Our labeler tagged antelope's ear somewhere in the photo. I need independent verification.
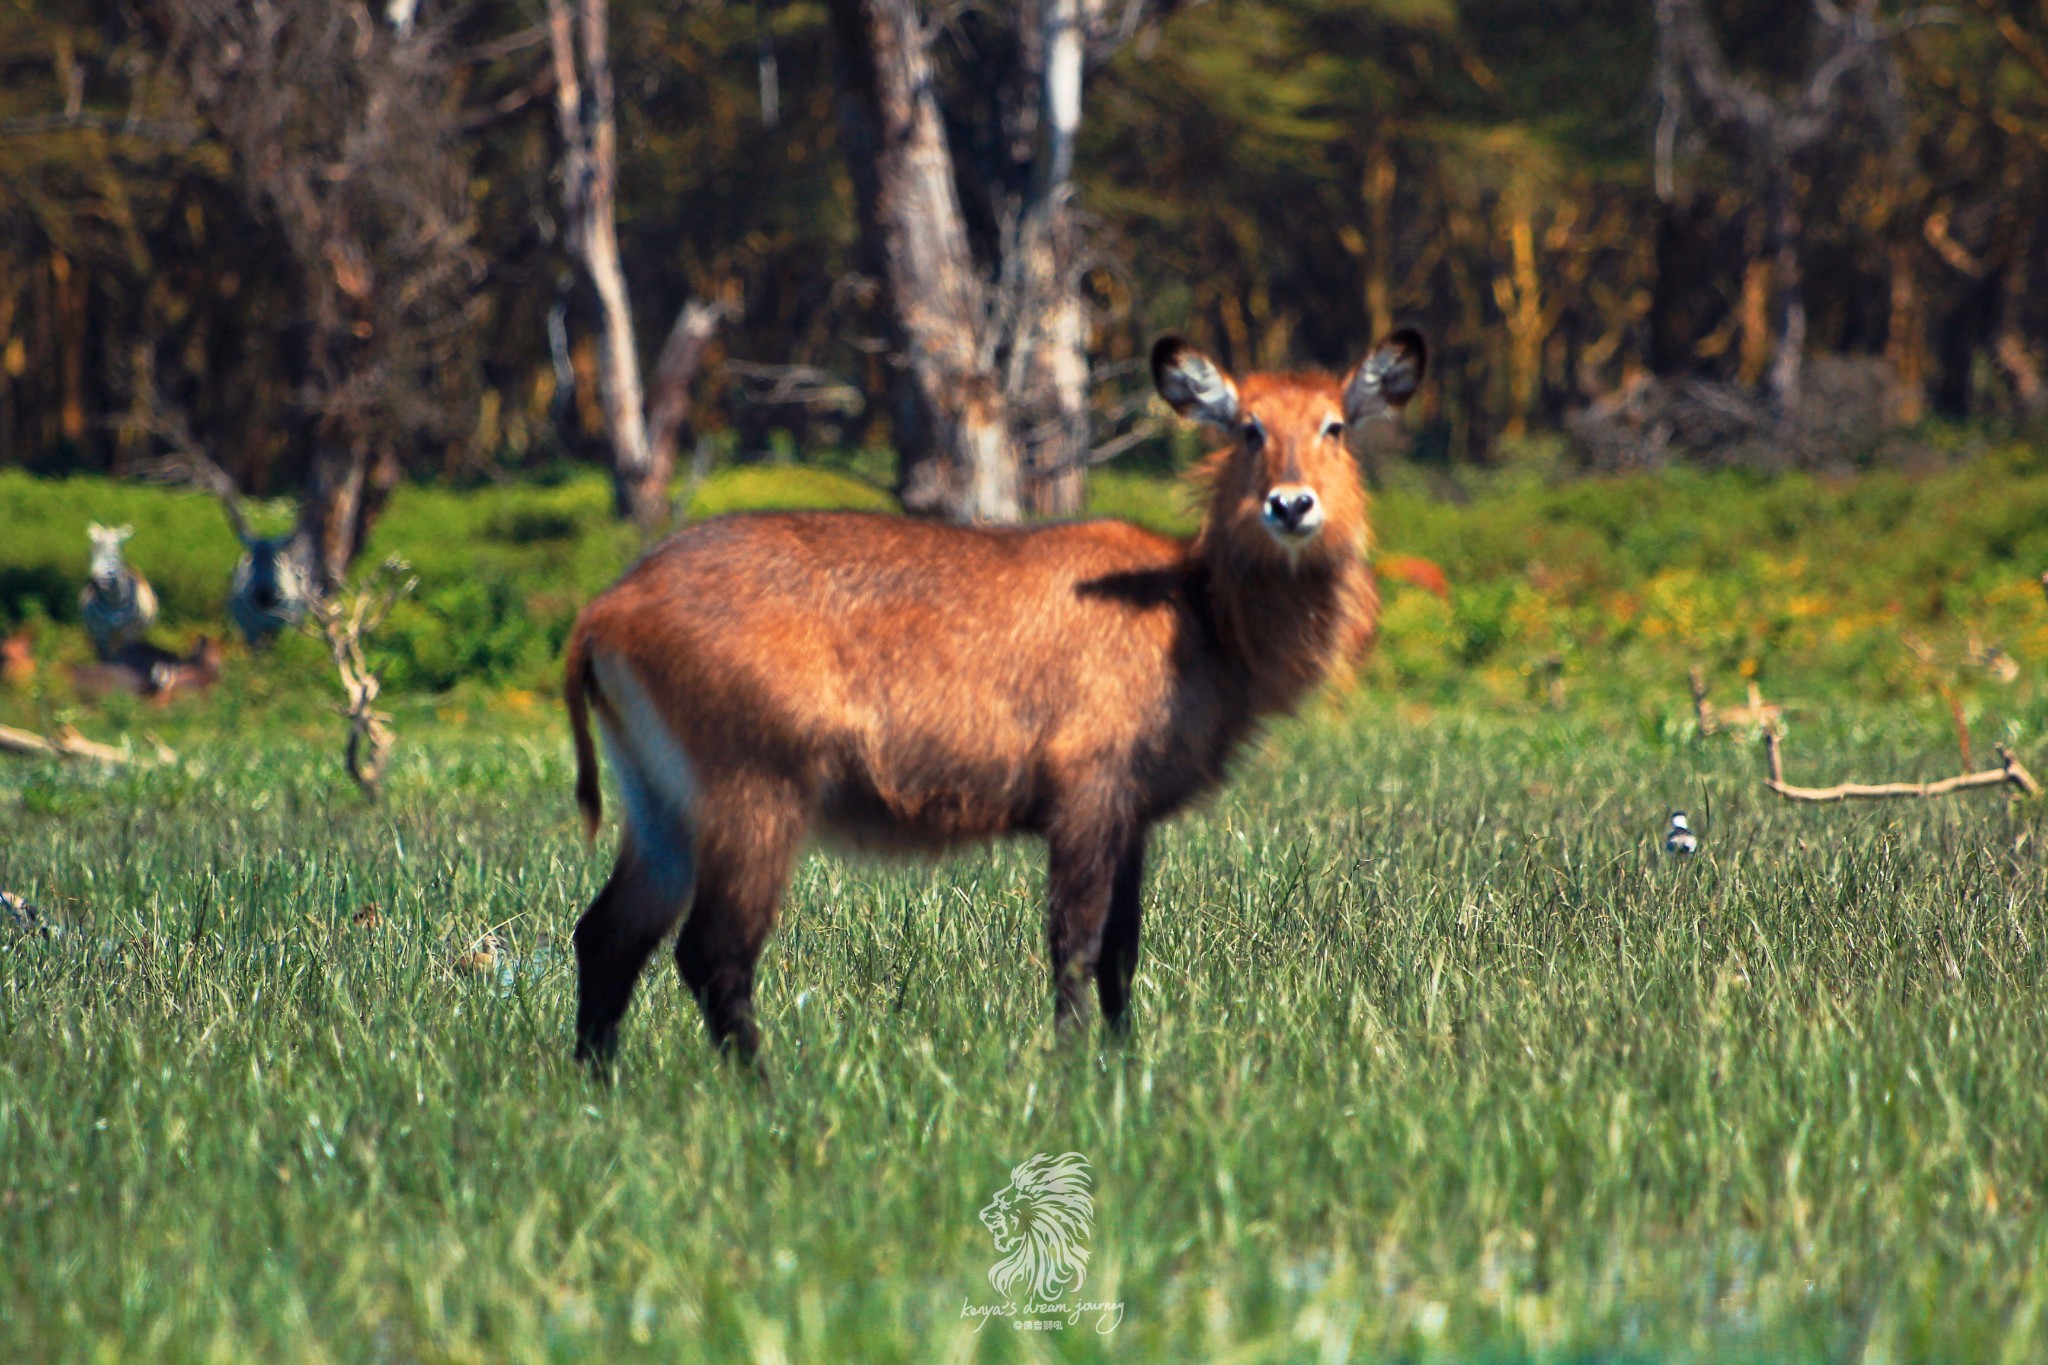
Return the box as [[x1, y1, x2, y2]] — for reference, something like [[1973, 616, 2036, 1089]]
[[1344, 329, 1426, 425], [1152, 337, 1240, 429], [115, 525, 134, 541]]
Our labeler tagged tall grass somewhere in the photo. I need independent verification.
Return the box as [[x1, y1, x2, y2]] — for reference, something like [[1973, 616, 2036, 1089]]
[[8, 455, 2048, 1358], [4, 704, 2047, 1361]]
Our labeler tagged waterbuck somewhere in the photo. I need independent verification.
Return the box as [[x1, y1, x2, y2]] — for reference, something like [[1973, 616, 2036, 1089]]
[[563, 330, 1426, 1068]]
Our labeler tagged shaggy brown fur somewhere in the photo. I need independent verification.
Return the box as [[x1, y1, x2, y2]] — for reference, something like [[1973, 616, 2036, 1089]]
[[563, 331, 1425, 1068]]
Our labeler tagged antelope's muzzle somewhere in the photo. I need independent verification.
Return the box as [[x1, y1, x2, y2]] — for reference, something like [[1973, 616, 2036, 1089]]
[[1262, 485, 1323, 542]]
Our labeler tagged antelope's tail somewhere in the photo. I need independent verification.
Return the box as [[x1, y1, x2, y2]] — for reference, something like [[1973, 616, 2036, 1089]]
[[565, 627, 602, 841]]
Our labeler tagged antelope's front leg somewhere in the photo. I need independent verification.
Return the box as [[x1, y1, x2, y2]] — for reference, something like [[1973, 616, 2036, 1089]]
[[1044, 826, 1127, 1035], [1095, 833, 1148, 1035]]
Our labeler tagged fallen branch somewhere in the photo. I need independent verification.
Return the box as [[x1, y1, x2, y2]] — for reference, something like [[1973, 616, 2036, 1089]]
[[0, 722, 174, 765], [1763, 727, 2041, 803], [1689, 668, 1784, 734]]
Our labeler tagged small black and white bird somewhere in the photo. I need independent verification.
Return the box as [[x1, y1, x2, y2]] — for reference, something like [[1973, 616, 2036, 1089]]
[[1663, 811, 1698, 856]]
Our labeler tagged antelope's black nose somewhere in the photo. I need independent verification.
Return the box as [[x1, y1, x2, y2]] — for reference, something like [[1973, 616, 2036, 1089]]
[[1264, 490, 1318, 532]]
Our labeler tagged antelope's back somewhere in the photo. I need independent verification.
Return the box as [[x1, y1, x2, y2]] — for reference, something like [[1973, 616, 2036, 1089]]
[[574, 511, 1217, 831]]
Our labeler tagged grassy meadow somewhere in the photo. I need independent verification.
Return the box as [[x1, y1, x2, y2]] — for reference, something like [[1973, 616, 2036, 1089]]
[[7, 451, 2048, 1360]]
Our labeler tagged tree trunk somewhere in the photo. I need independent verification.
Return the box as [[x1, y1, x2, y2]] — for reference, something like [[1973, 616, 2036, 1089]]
[[1021, 0, 1088, 517], [1765, 169, 1806, 419], [1364, 144, 1396, 341], [548, 0, 658, 526], [296, 259, 388, 592], [1886, 230, 1927, 424], [53, 252, 85, 445], [829, 0, 1022, 523], [1022, 284, 1090, 516], [645, 299, 727, 502], [296, 441, 398, 593], [1738, 254, 1772, 386], [1993, 242, 2046, 416], [1496, 190, 1542, 441]]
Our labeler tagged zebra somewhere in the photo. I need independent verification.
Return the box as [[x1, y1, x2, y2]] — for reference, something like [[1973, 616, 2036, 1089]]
[[229, 532, 310, 648], [79, 523, 159, 661]]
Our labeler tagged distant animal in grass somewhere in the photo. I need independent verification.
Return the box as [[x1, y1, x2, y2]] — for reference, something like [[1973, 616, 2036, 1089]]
[[1664, 811, 1698, 856], [1, 631, 34, 687], [79, 524, 159, 660], [228, 533, 310, 648], [71, 637, 223, 704], [454, 933, 506, 976]]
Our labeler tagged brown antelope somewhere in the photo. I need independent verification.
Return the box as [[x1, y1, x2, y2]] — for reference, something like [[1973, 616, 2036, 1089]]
[[563, 330, 1426, 1069]]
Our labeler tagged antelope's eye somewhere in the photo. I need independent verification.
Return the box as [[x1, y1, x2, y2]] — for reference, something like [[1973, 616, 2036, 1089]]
[[1323, 419, 1345, 440], [1242, 418, 1265, 448]]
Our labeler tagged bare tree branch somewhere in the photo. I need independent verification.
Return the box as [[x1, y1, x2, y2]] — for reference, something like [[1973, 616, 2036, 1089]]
[[646, 297, 736, 488], [1975, 0, 2048, 91], [301, 556, 416, 800], [116, 359, 255, 543]]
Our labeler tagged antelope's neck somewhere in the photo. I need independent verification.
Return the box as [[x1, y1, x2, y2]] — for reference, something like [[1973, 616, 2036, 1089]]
[[1197, 540, 1378, 717]]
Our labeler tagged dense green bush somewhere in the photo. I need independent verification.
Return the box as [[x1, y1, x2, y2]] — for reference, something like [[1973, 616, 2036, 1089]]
[[9, 450, 2048, 720], [1360, 447, 2048, 709], [1, 463, 898, 693]]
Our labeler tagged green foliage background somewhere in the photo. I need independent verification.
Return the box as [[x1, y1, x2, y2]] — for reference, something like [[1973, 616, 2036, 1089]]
[[10, 450, 2048, 728]]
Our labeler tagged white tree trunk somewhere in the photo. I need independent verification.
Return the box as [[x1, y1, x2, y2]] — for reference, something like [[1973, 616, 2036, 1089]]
[[1021, 0, 1089, 516], [549, 0, 661, 525]]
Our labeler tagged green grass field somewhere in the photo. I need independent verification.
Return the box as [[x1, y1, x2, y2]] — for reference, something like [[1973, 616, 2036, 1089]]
[[7, 458, 2048, 1360], [5, 709, 2048, 1361]]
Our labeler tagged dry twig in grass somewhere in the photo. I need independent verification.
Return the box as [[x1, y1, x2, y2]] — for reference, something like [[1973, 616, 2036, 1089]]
[[1690, 667, 2040, 803], [302, 557, 416, 801], [1903, 634, 1978, 768], [1688, 668, 1784, 734], [0, 723, 175, 766], [1763, 726, 2041, 803]]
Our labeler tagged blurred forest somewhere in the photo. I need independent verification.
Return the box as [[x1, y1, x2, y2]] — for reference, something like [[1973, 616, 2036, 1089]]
[[4, 0, 2047, 565]]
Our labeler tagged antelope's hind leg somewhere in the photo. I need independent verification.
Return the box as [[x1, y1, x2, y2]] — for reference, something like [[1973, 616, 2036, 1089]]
[[674, 777, 805, 1064], [574, 651, 700, 1074], [574, 832, 695, 1073]]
